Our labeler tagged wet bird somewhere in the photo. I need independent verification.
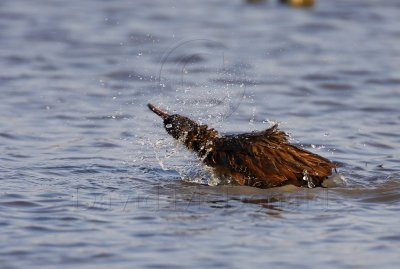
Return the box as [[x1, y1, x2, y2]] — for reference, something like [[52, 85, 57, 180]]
[[148, 103, 335, 188]]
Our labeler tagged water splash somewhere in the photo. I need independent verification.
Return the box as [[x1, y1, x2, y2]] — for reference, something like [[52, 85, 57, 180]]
[[302, 170, 315, 188], [148, 129, 224, 187], [322, 173, 347, 188], [204, 166, 221, 186]]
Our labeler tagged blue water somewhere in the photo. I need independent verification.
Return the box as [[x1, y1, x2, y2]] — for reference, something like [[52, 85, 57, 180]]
[[1, 0, 399, 268]]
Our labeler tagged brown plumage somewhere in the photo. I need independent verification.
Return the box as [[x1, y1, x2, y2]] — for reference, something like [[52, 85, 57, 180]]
[[148, 103, 336, 188]]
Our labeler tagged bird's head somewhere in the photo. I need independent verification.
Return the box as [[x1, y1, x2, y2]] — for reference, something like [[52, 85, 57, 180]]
[[148, 103, 197, 140]]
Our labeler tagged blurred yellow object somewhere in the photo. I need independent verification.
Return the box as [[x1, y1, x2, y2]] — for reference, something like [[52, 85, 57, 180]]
[[280, 0, 315, 7]]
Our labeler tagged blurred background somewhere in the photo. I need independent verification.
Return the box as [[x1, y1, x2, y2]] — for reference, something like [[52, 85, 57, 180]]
[[1, 0, 399, 268]]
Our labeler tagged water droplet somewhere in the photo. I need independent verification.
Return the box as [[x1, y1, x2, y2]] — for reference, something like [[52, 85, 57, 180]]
[[302, 170, 315, 188]]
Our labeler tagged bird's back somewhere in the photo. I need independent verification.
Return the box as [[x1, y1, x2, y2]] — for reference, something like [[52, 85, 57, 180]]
[[205, 125, 335, 188]]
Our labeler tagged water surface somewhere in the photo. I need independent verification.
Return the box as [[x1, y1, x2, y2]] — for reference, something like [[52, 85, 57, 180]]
[[1, 0, 399, 268]]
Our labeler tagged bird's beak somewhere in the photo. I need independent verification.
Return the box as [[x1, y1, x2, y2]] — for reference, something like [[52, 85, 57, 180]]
[[148, 103, 169, 119]]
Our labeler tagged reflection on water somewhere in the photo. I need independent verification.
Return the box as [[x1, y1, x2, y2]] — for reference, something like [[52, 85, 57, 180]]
[[1, 0, 400, 268]]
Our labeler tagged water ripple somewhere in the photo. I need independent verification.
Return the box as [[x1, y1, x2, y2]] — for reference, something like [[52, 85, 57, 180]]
[[1, 0, 400, 268]]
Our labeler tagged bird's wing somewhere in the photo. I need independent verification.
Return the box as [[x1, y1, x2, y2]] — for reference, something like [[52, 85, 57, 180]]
[[212, 125, 335, 187]]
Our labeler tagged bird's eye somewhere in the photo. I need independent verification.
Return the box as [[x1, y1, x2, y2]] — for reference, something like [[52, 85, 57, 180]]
[[166, 123, 172, 129]]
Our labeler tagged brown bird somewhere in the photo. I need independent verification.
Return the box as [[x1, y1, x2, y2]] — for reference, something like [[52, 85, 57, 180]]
[[148, 103, 335, 188]]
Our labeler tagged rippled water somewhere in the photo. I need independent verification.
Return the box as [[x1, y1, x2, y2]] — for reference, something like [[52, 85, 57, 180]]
[[1, 0, 399, 268]]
